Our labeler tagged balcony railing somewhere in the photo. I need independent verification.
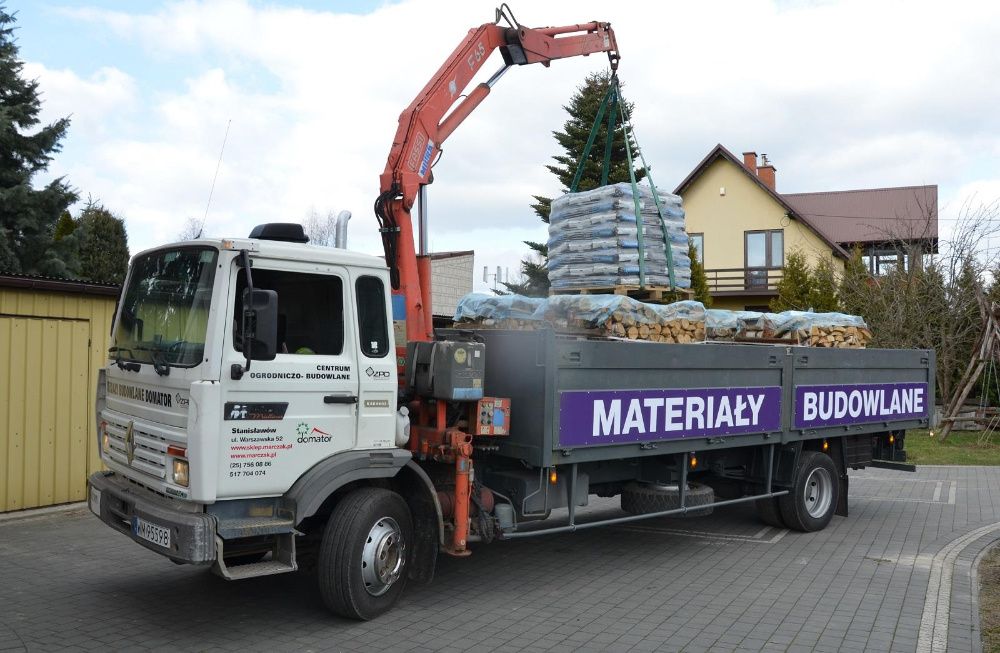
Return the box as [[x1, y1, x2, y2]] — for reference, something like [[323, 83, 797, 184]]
[[703, 267, 784, 295]]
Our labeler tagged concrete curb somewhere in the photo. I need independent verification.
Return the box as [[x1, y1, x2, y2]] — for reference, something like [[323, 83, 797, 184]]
[[0, 502, 87, 525]]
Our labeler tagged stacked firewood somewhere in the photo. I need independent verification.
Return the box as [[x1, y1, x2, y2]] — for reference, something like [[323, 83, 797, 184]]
[[795, 325, 873, 348], [453, 294, 872, 348], [538, 296, 706, 343]]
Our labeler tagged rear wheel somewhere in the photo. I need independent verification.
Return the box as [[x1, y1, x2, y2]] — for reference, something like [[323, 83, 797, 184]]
[[318, 487, 412, 620], [778, 451, 839, 532], [755, 495, 785, 528]]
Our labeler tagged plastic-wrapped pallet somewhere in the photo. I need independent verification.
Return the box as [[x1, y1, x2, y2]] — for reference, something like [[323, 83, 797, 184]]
[[547, 183, 691, 290], [771, 311, 873, 348], [705, 308, 872, 348], [453, 293, 545, 329], [536, 295, 705, 342]]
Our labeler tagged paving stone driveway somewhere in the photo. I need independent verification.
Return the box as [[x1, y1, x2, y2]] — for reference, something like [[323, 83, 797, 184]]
[[1, 466, 999, 653]]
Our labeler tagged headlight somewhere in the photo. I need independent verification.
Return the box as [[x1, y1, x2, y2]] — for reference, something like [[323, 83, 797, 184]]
[[172, 459, 190, 487]]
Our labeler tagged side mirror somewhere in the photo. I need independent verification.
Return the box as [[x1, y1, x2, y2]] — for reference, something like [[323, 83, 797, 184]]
[[243, 288, 278, 361]]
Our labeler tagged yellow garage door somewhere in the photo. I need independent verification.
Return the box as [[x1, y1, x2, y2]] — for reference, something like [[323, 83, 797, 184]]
[[1, 316, 91, 511]]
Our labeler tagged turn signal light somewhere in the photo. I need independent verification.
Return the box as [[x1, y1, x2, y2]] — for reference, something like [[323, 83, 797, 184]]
[[167, 445, 187, 458], [549, 469, 558, 485], [889, 434, 895, 445], [822, 440, 830, 452], [689, 454, 698, 468]]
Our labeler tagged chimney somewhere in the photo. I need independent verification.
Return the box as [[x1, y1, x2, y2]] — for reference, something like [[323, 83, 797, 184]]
[[742, 151, 757, 171], [757, 157, 777, 190]]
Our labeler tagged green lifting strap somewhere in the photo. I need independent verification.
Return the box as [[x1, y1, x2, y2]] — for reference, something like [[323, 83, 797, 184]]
[[569, 77, 618, 194], [618, 99, 646, 288], [600, 85, 618, 187], [617, 86, 677, 290]]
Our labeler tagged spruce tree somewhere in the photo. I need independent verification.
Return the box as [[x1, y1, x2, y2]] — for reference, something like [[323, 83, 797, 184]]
[[688, 241, 712, 307], [769, 250, 814, 312], [0, 6, 78, 276], [503, 71, 643, 296], [808, 258, 840, 312], [76, 202, 129, 284]]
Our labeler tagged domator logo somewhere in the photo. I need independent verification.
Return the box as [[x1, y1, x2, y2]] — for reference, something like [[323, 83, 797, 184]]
[[296, 422, 332, 444]]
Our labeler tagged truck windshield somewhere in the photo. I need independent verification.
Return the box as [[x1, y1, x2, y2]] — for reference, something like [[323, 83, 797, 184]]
[[111, 246, 218, 368]]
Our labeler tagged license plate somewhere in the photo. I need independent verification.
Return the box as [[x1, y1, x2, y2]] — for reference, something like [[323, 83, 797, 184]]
[[89, 486, 101, 517], [133, 517, 171, 549]]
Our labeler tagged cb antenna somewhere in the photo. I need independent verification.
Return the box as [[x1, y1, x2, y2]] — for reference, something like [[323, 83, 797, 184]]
[[198, 119, 231, 238]]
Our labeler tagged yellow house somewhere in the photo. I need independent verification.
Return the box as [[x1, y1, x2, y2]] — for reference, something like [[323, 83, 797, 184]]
[[675, 145, 849, 311], [0, 274, 119, 512]]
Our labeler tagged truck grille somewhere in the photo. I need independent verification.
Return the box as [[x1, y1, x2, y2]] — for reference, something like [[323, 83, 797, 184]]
[[102, 415, 172, 480]]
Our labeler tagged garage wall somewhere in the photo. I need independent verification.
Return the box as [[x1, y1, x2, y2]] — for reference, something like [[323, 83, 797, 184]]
[[0, 281, 118, 512]]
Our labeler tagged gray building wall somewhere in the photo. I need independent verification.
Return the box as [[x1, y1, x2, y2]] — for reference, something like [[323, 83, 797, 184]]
[[431, 251, 474, 317]]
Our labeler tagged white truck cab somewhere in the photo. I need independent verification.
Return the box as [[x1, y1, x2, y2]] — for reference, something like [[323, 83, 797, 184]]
[[89, 226, 436, 618]]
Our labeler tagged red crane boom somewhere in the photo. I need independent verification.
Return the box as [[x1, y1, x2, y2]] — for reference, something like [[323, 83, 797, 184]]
[[376, 6, 619, 347]]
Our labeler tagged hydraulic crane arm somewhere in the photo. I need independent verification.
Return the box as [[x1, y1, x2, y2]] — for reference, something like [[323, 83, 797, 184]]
[[376, 6, 619, 344]]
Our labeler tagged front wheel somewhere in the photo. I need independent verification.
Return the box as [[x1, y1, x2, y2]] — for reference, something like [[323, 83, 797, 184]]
[[778, 450, 839, 532], [318, 487, 413, 620]]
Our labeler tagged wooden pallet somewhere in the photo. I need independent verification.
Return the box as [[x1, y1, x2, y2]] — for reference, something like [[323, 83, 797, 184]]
[[550, 285, 694, 303]]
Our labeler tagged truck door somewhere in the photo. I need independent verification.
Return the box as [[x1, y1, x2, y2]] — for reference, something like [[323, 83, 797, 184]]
[[351, 272, 397, 449], [219, 261, 359, 497]]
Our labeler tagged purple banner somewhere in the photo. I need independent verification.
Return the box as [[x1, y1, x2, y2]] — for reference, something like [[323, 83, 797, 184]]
[[794, 382, 928, 429], [559, 386, 782, 448]]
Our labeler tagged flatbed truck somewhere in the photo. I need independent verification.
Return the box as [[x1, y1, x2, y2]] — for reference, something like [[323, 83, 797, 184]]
[[87, 7, 933, 619]]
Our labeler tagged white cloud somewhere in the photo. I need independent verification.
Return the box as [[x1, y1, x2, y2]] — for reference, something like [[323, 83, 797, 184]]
[[27, 0, 1000, 274]]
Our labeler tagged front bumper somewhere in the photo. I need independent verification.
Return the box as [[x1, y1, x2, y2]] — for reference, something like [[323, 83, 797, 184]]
[[87, 471, 217, 564]]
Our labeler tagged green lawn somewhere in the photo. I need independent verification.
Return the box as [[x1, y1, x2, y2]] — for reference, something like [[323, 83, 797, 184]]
[[904, 429, 1000, 465]]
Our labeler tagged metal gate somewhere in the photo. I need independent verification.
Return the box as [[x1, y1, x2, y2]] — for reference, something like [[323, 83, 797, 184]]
[[0, 316, 91, 511]]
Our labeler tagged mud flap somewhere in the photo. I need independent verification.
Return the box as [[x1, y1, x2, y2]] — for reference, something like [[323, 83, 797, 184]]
[[835, 473, 849, 517]]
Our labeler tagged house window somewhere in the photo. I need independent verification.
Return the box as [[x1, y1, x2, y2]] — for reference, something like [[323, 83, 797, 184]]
[[689, 233, 704, 264], [745, 229, 783, 289], [862, 247, 906, 275]]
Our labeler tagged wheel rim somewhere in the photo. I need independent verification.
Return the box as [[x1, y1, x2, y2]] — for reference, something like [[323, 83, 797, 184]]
[[361, 516, 405, 596], [802, 466, 833, 519]]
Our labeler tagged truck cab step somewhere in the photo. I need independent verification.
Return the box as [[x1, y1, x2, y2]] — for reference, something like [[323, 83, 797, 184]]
[[219, 559, 296, 580], [213, 531, 297, 580], [216, 517, 296, 539]]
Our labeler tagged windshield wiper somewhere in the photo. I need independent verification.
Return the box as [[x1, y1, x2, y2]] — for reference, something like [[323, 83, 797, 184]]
[[108, 346, 141, 373], [134, 344, 172, 376]]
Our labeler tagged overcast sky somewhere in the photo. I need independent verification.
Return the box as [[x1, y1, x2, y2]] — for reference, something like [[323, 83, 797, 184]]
[[11, 0, 1000, 291]]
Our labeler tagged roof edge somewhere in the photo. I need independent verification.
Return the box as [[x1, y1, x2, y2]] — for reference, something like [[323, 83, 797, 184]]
[[0, 273, 121, 297], [674, 144, 850, 259]]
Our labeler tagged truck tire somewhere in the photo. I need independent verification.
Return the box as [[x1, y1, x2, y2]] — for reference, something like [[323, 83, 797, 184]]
[[620, 481, 714, 517], [778, 451, 839, 532], [318, 487, 412, 620], [755, 496, 785, 528]]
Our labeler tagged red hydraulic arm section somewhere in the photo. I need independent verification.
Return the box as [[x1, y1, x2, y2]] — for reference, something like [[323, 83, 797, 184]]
[[375, 5, 619, 346]]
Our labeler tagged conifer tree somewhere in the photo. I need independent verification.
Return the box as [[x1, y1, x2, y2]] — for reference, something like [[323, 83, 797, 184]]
[[808, 258, 840, 312], [688, 241, 712, 307], [0, 6, 78, 275], [76, 201, 129, 284], [769, 250, 814, 311], [503, 71, 643, 296]]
